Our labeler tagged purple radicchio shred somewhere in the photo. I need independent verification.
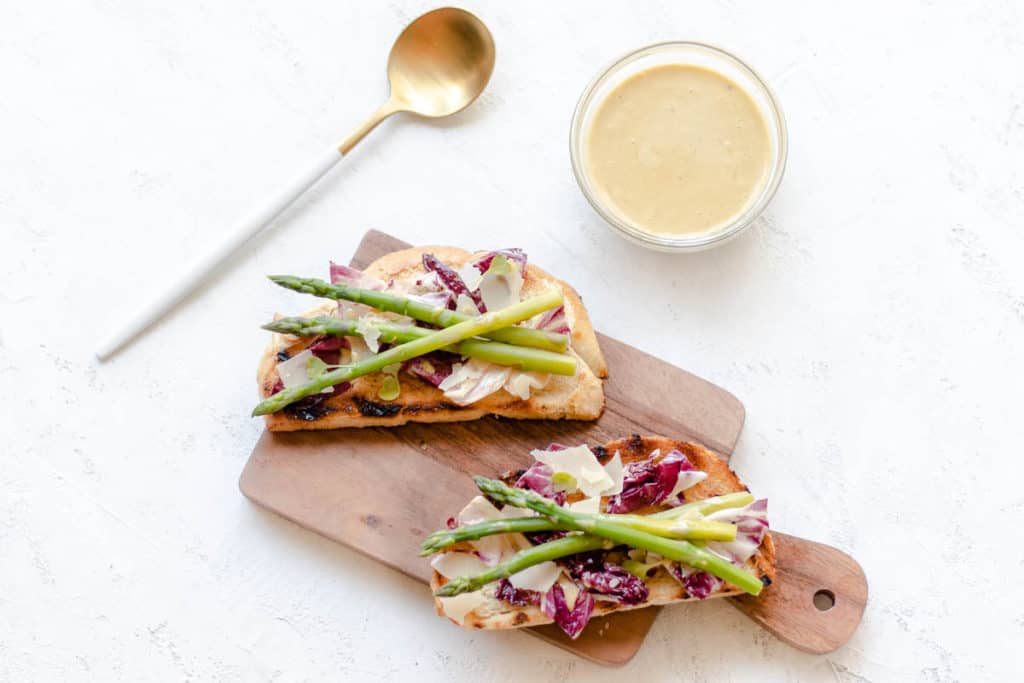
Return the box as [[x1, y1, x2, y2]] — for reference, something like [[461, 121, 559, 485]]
[[473, 248, 528, 273], [737, 503, 770, 545], [667, 564, 723, 600], [308, 336, 348, 365], [403, 353, 455, 387], [581, 564, 649, 605], [562, 550, 605, 574], [605, 448, 695, 514], [562, 552, 649, 605], [329, 261, 383, 288], [533, 305, 570, 334], [514, 462, 567, 505], [495, 579, 541, 607], [421, 253, 485, 312], [541, 581, 595, 640], [525, 530, 569, 545]]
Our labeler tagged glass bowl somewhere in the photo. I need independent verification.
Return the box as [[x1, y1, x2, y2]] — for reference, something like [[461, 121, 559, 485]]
[[570, 41, 788, 252]]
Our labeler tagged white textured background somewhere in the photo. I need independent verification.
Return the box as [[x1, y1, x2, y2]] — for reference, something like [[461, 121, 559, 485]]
[[2, 1, 1022, 681]]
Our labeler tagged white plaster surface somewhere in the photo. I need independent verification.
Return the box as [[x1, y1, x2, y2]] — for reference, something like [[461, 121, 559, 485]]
[[2, 1, 1022, 680]]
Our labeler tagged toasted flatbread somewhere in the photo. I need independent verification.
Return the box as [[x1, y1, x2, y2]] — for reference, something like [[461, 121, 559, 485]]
[[430, 436, 776, 631], [257, 246, 607, 431]]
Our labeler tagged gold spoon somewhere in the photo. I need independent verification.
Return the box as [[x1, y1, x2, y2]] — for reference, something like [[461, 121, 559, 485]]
[[96, 7, 496, 360], [341, 6, 496, 153]]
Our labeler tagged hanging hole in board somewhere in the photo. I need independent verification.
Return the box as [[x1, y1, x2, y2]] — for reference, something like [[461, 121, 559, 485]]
[[813, 589, 835, 611]]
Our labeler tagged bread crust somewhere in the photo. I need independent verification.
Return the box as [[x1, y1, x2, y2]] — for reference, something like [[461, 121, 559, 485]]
[[257, 247, 607, 431], [430, 436, 776, 631]]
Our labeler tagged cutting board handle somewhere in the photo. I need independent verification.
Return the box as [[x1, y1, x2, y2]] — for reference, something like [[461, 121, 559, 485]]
[[729, 531, 867, 654]]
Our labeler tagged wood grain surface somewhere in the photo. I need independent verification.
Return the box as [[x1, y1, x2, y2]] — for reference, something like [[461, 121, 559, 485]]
[[239, 230, 866, 664]]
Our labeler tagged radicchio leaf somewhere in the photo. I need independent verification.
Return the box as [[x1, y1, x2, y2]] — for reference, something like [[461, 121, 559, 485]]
[[704, 500, 770, 563], [422, 253, 485, 312], [329, 262, 385, 289], [330, 262, 386, 319], [670, 564, 723, 600], [403, 354, 455, 387], [495, 579, 541, 607], [605, 448, 697, 514], [473, 248, 528, 273], [541, 582, 595, 640], [562, 551, 649, 605], [577, 564, 649, 605], [308, 336, 348, 365], [532, 305, 570, 334], [514, 463, 567, 505]]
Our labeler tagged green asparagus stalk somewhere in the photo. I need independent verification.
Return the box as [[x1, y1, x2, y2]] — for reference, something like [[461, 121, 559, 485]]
[[434, 534, 609, 597], [473, 477, 765, 596], [269, 276, 568, 352], [263, 316, 577, 376], [596, 515, 737, 541], [648, 492, 755, 520], [252, 291, 564, 415], [420, 515, 735, 556], [421, 517, 561, 556]]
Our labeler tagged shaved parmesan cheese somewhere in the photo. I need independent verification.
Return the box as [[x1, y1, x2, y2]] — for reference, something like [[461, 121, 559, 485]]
[[277, 349, 315, 389], [559, 577, 581, 611], [455, 496, 530, 564], [439, 591, 487, 625], [532, 445, 614, 497], [568, 496, 600, 514], [603, 451, 624, 495], [508, 561, 562, 593], [357, 322, 382, 352], [504, 371, 549, 400], [348, 337, 375, 363], [455, 293, 479, 315], [478, 255, 524, 312], [439, 359, 511, 406], [668, 470, 709, 499], [277, 350, 332, 393], [457, 263, 484, 291], [431, 552, 490, 579], [457, 496, 504, 526]]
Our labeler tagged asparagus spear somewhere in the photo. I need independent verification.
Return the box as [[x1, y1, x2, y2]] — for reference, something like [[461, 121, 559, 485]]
[[595, 515, 736, 541], [263, 316, 577, 376], [269, 276, 568, 352], [252, 291, 564, 415], [420, 515, 736, 556], [472, 477, 765, 596], [434, 534, 609, 597], [648, 492, 755, 520], [421, 517, 560, 556]]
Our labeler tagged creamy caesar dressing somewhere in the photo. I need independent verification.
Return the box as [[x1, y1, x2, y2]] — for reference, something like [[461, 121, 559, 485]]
[[585, 64, 771, 235]]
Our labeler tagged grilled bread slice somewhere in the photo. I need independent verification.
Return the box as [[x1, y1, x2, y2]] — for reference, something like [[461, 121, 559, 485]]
[[257, 246, 607, 431], [430, 435, 776, 631]]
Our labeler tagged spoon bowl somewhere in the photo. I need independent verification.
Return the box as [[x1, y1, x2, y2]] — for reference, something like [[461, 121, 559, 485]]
[[387, 7, 496, 117]]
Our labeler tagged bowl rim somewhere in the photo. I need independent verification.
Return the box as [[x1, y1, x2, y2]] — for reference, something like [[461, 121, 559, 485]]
[[569, 40, 789, 252]]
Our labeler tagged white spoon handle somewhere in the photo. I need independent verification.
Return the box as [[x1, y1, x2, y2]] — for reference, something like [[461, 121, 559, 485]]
[[95, 146, 343, 360]]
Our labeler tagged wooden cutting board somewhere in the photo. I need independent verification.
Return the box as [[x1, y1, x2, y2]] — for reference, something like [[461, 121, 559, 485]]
[[240, 230, 867, 665]]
